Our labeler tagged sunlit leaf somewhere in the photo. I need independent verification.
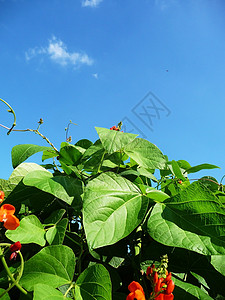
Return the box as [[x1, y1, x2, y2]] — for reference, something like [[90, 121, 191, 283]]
[[83, 172, 148, 249]]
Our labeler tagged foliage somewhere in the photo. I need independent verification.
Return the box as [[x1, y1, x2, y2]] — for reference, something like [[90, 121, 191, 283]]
[[0, 120, 225, 299]]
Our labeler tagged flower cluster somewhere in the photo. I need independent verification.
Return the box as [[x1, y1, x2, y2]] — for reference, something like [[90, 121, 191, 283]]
[[147, 265, 174, 300], [110, 125, 120, 131], [127, 255, 174, 300]]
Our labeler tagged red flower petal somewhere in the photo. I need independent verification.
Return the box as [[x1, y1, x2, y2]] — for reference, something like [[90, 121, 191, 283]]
[[10, 241, 22, 252], [3, 214, 20, 230], [127, 290, 145, 300], [164, 294, 174, 300], [165, 280, 175, 294], [128, 281, 144, 293], [0, 204, 16, 218]]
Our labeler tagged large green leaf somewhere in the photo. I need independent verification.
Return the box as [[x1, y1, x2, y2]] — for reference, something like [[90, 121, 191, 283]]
[[75, 264, 112, 300], [59, 143, 82, 166], [186, 163, 220, 174], [147, 182, 225, 255], [210, 255, 225, 276], [124, 138, 166, 170], [83, 172, 148, 249], [33, 284, 64, 300], [23, 169, 83, 207], [46, 218, 68, 245], [44, 209, 66, 225], [20, 245, 75, 291], [5, 215, 46, 246], [173, 277, 213, 299], [82, 141, 105, 172], [11, 144, 52, 168], [75, 139, 93, 149], [8, 163, 44, 188], [95, 127, 138, 154], [2, 163, 54, 211]]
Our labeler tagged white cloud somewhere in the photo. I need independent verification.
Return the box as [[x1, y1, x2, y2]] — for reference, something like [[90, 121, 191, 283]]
[[82, 0, 103, 8], [92, 73, 98, 79], [25, 36, 93, 68]]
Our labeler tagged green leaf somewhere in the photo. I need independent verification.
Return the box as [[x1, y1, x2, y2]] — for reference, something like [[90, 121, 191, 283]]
[[8, 163, 45, 187], [42, 149, 58, 161], [95, 127, 138, 154], [186, 163, 220, 174], [124, 138, 166, 170], [200, 176, 219, 192], [145, 187, 169, 202], [46, 218, 68, 245], [3, 163, 55, 211], [44, 209, 66, 225], [210, 255, 225, 276], [82, 141, 105, 172], [59, 144, 82, 166], [11, 144, 52, 168], [173, 277, 213, 299], [190, 272, 210, 289], [75, 139, 93, 149], [75, 264, 112, 300], [177, 160, 192, 170], [0, 289, 10, 300], [138, 167, 158, 182], [5, 215, 46, 246], [33, 284, 65, 300], [147, 182, 225, 255], [171, 160, 186, 181], [5, 162, 45, 201], [20, 245, 75, 291], [23, 169, 83, 207], [83, 172, 148, 249]]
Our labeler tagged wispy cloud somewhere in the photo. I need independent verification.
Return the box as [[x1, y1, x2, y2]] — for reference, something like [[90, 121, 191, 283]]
[[25, 36, 93, 68], [92, 73, 98, 79], [81, 0, 103, 8]]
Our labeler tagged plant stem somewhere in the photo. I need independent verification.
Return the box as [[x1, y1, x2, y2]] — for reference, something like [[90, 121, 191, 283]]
[[0, 252, 28, 296], [64, 283, 75, 298], [97, 150, 106, 173], [0, 123, 59, 152], [0, 98, 16, 135]]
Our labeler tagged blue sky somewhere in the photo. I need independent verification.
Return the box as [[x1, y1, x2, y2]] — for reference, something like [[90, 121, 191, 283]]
[[1, 0, 225, 182]]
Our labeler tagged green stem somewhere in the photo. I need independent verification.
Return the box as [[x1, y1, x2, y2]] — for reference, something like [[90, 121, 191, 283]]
[[64, 283, 75, 298], [97, 150, 106, 173], [0, 98, 16, 135], [0, 122, 59, 153], [0, 253, 28, 296]]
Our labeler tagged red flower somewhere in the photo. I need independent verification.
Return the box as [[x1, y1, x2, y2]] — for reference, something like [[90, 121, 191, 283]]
[[10, 241, 22, 252], [0, 191, 5, 203], [146, 265, 174, 300], [0, 204, 20, 230], [9, 241, 22, 261], [110, 125, 120, 131], [127, 281, 146, 300]]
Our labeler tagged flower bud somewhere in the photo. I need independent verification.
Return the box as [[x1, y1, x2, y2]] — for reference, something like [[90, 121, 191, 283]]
[[165, 280, 175, 294]]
